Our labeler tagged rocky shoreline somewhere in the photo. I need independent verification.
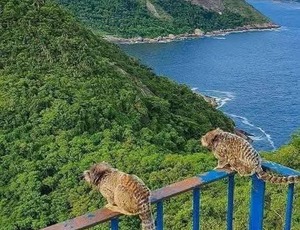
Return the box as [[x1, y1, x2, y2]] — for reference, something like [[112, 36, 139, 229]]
[[105, 23, 280, 44], [196, 92, 254, 142], [199, 94, 219, 108]]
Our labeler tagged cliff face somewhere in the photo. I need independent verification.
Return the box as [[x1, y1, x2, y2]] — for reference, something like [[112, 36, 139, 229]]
[[56, 0, 271, 38], [186, 0, 224, 12]]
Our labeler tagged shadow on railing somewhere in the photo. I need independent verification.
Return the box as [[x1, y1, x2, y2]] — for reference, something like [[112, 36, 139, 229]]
[[42, 161, 299, 230]]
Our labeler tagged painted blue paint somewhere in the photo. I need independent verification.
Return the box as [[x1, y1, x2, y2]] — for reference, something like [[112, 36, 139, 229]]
[[227, 175, 235, 230], [156, 201, 164, 230], [86, 213, 95, 219], [111, 218, 119, 230], [262, 161, 300, 176], [198, 170, 233, 184], [249, 175, 266, 230], [192, 187, 200, 230], [285, 184, 295, 230]]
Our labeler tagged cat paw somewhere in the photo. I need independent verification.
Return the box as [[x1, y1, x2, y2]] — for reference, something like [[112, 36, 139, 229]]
[[214, 166, 234, 173], [105, 204, 121, 213]]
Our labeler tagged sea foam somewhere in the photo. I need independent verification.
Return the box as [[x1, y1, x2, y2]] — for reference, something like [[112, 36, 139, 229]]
[[226, 113, 276, 151], [202, 90, 276, 151]]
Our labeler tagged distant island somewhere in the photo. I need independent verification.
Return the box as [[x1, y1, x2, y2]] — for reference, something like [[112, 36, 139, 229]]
[[57, 0, 279, 41]]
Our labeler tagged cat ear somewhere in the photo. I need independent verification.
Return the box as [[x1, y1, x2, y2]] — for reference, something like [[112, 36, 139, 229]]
[[92, 169, 106, 183], [216, 128, 223, 132], [91, 163, 111, 184], [209, 129, 222, 145]]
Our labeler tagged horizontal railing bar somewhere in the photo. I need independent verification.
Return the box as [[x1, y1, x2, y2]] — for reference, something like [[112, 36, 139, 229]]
[[197, 169, 235, 184], [262, 161, 300, 176], [42, 208, 121, 230], [150, 176, 203, 202]]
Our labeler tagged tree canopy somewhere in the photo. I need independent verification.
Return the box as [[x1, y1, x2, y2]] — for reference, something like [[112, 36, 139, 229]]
[[56, 0, 269, 38], [0, 1, 298, 230], [0, 0, 233, 229]]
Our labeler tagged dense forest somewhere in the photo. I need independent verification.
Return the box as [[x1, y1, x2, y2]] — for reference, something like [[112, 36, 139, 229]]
[[0, 1, 299, 230], [56, 0, 270, 38]]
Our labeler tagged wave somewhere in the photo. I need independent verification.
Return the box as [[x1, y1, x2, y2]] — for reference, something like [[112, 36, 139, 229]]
[[278, 26, 289, 31], [201, 89, 276, 150], [226, 113, 276, 150], [250, 136, 264, 141], [203, 90, 235, 109], [213, 37, 226, 40]]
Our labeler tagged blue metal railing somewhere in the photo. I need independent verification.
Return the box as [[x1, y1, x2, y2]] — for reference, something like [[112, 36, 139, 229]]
[[226, 174, 235, 230], [42, 161, 299, 230]]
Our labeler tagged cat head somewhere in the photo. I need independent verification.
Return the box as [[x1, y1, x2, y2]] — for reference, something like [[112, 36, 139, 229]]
[[201, 128, 223, 150], [82, 162, 112, 185]]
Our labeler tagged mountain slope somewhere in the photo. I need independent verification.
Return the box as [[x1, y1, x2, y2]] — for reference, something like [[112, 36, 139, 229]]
[[0, 0, 234, 229], [56, 0, 271, 38]]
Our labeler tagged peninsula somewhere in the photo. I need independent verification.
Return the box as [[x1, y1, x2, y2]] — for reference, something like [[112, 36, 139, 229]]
[[57, 0, 278, 41]]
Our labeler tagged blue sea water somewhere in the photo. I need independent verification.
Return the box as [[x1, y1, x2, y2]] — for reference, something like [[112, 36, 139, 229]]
[[120, 0, 300, 151]]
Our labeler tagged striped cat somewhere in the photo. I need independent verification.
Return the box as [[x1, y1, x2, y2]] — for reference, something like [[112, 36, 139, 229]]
[[83, 162, 155, 230], [201, 128, 299, 184]]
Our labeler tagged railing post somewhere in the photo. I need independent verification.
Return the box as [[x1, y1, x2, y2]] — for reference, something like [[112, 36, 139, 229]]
[[284, 183, 295, 230], [156, 201, 164, 230], [227, 174, 235, 230], [193, 187, 200, 230], [111, 218, 119, 230], [249, 174, 266, 230]]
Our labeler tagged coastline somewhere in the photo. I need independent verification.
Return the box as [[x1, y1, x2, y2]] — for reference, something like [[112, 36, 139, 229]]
[[195, 92, 254, 143], [104, 23, 280, 44]]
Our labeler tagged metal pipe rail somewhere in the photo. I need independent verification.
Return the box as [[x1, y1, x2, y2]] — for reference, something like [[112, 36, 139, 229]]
[[42, 161, 299, 230]]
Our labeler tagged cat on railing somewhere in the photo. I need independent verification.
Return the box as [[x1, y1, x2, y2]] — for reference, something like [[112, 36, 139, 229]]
[[82, 162, 155, 230], [201, 128, 299, 184]]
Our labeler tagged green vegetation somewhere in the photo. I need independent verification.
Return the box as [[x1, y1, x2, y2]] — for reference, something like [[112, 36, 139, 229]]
[[0, 0, 233, 229], [0, 1, 298, 230], [56, 0, 269, 38]]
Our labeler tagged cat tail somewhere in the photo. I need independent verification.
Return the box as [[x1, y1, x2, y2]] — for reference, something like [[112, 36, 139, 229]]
[[139, 201, 156, 230], [256, 168, 299, 184]]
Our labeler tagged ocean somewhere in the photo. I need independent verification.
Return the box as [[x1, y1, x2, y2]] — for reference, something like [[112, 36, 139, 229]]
[[120, 0, 300, 151]]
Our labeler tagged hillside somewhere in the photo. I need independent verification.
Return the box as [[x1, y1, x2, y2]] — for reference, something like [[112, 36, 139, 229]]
[[56, 0, 272, 38], [0, 1, 299, 230], [0, 0, 234, 229]]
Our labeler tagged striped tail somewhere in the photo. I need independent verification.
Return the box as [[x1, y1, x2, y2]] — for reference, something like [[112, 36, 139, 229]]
[[139, 203, 156, 230], [256, 168, 300, 184]]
